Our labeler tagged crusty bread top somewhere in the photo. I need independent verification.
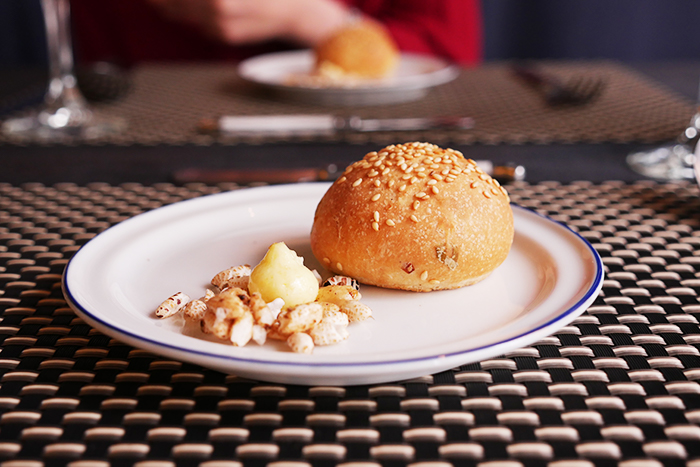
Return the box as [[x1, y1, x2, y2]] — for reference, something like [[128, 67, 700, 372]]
[[310, 142, 514, 292], [314, 20, 399, 79]]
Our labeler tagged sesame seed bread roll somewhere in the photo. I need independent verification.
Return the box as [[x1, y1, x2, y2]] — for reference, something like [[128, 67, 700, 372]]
[[310, 142, 514, 292], [314, 20, 399, 79]]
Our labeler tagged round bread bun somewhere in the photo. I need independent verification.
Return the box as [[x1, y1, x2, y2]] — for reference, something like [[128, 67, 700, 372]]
[[310, 142, 514, 292], [314, 20, 399, 79]]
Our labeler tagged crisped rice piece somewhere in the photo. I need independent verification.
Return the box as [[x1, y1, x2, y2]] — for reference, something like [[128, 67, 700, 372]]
[[316, 285, 361, 304], [201, 287, 250, 339], [309, 321, 349, 346], [230, 311, 254, 347], [320, 304, 349, 326], [276, 302, 323, 336], [211, 264, 252, 291], [182, 299, 207, 321], [156, 292, 190, 318], [287, 332, 314, 354], [338, 300, 373, 322]]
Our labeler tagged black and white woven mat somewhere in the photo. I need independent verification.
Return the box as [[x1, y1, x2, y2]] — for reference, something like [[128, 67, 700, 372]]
[[1, 180, 700, 467]]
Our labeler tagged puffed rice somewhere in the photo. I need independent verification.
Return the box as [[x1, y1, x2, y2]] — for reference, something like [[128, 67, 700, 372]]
[[316, 285, 361, 304], [323, 275, 360, 290], [339, 300, 373, 322], [155, 292, 190, 318], [309, 321, 349, 346], [287, 332, 314, 354], [211, 264, 252, 291]]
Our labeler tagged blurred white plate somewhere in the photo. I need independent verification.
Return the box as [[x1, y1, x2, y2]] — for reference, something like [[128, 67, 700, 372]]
[[63, 183, 603, 386], [237, 50, 459, 105]]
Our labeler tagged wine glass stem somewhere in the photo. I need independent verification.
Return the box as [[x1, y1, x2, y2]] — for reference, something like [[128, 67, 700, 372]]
[[42, 0, 86, 113]]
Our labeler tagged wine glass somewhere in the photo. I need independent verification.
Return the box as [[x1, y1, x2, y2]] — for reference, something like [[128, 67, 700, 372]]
[[626, 82, 700, 180], [1, 0, 125, 141]]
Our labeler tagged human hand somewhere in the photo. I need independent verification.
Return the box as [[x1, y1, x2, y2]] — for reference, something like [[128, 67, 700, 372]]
[[145, 0, 352, 46]]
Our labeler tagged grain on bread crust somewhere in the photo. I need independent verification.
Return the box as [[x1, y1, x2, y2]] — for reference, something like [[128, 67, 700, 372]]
[[310, 142, 514, 292]]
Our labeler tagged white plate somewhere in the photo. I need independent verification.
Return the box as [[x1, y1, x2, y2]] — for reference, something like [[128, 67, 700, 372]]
[[237, 50, 459, 105], [63, 183, 603, 386]]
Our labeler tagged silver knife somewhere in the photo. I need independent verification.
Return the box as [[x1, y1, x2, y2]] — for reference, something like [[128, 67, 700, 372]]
[[199, 114, 474, 135]]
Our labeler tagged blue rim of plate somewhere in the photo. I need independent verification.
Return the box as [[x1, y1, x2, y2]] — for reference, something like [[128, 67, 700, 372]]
[[62, 185, 604, 369]]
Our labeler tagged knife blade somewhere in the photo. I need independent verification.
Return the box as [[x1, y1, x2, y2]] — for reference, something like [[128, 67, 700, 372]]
[[171, 161, 525, 185], [199, 114, 474, 135]]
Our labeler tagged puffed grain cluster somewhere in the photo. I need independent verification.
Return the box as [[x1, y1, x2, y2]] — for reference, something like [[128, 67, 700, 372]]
[[310, 142, 514, 292]]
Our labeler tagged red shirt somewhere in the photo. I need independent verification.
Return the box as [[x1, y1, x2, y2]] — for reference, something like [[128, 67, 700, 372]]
[[70, 0, 481, 67]]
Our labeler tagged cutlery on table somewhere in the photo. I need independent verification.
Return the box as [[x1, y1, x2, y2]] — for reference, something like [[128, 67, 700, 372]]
[[171, 161, 525, 185], [511, 64, 605, 106], [198, 114, 475, 136]]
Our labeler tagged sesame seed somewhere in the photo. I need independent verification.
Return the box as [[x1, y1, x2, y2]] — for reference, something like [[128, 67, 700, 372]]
[[374, 180, 381, 187], [431, 186, 439, 194], [427, 179, 437, 185], [431, 174, 443, 181], [373, 211, 380, 221], [346, 166, 354, 173], [491, 178, 500, 186], [491, 188, 500, 196], [368, 170, 379, 177], [336, 262, 343, 271], [416, 167, 426, 172], [386, 219, 396, 226], [420, 271, 429, 281], [352, 178, 363, 187], [410, 214, 419, 222], [412, 200, 420, 210], [445, 176, 455, 182], [416, 192, 427, 198], [382, 168, 390, 175], [372, 222, 379, 231], [417, 173, 427, 178], [371, 193, 381, 202], [399, 184, 407, 192], [483, 190, 492, 199], [337, 176, 347, 183], [441, 169, 450, 175], [373, 160, 383, 167], [429, 280, 440, 285], [479, 174, 490, 180], [434, 157, 442, 163], [410, 177, 418, 184], [430, 164, 440, 170], [388, 180, 395, 187], [500, 186, 508, 196], [402, 174, 412, 180], [470, 181, 480, 189], [400, 163, 408, 171], [323, 257, 330, 264]]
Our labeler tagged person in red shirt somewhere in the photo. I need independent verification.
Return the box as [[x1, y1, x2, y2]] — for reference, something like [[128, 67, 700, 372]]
[[70, 0, 482, 67]]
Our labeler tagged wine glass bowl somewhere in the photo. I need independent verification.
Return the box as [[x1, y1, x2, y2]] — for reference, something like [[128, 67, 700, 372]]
[[1, 0, 124, 142]]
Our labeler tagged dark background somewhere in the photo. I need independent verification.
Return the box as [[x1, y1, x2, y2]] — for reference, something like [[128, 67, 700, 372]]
[[4, 0, 700, 68], [3, 0, 700, 186]]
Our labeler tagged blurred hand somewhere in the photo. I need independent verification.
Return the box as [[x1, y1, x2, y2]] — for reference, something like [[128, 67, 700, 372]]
[[146, 0, 352, 46]]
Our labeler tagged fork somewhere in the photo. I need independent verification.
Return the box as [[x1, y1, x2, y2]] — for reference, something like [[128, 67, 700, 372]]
[[511, 64, 605, 106]]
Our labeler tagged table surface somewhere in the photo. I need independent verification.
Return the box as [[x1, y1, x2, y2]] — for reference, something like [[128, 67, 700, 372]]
[[1, 60, 699, 186], [2, 61, 700, 467]]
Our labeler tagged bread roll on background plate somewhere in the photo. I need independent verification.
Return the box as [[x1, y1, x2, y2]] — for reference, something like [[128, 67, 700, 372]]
[[310, 142, 514, 292], [314, 20, 399, 79]]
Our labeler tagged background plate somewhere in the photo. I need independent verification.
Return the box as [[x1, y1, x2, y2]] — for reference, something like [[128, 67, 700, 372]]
[[237, 50, 460, 106], [63, 183, 603, 385]]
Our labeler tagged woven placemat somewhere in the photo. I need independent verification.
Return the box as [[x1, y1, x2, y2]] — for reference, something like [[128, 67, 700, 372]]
[[2, 180, 700, 466], [1, 61, 695, 147]]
